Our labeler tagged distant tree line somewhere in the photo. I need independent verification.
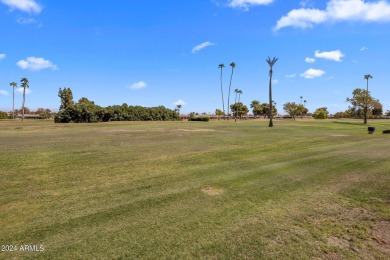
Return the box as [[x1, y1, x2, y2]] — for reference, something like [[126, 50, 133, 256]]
[[54, 88, 179, 123]]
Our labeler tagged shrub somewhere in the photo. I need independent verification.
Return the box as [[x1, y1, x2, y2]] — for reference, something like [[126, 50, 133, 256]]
[[188, 116, 210, 122], [0, 111, 9, 119]]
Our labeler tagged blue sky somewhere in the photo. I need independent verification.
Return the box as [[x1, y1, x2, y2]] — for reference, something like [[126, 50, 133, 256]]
[[0, 0, 389, 114]]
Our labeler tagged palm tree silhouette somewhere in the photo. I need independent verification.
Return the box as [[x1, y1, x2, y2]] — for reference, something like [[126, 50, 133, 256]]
[[266, 57, 278, 127], [9, 82, 17, 119], [218, 64, 225, 117], [227, 62, 236, 119], [20, 78, 29, 122]]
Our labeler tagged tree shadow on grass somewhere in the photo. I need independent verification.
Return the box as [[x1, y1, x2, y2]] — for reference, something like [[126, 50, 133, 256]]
[[332, 121, 365, 126]]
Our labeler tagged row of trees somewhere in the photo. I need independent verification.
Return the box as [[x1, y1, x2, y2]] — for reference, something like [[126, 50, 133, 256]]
[[216, 60, 383, 125], [55, 88, 179, 123], [7, 78, 30, 121]]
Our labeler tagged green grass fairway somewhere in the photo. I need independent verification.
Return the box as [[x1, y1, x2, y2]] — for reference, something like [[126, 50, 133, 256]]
[[1, 119, 389, 259]]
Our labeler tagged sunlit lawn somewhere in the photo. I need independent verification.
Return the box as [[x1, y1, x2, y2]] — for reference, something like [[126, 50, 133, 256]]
[[1, 119, 389, 259]]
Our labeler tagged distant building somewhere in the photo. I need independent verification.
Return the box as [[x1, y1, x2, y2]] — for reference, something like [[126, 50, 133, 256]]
[[16, 114, 43, 119]]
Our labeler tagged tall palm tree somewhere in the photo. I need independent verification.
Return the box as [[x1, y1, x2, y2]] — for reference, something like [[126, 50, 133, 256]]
[[237, 89, 243, 103], [218, 64, 225, 117], [234, 88, 239, 104], [9, 82, 17, 119], [266, 57, 278, 127], [304, 100, 307, 108], [227, 62, 236, 119], [176, 104, 182, 115], [363, 74, 373, 124], [20, 77, 29, 122], [300, 96, 303, 104]]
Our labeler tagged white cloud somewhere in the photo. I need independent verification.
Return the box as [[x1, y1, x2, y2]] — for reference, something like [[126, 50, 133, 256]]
[[285, 74, 297, 78], [305, 57, 316, 63], [191, 41, 215, 53], [0, 90, 9, 96], [0, 53, 5, 59], [360, 46, 368, 51], [272, 79, 279, 85], [300, 68, 325, 79], [0, 0, 42, 14], [17, 57, 58, 71], [275, 0, 390, 30], [174, 99, 186, 106], [228, 0, 273, 9], [315, 50, 345, 62], [128, 81, 147, 90], [15, 87, 32, 94]]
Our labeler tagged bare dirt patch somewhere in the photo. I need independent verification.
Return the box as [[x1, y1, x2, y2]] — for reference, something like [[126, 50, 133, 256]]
[[101, 129, 146, 133], [174, 129, 216, 132], [327, 236, 349, 249], [372, 221, 390, 256], [202, 187, 224, 196]]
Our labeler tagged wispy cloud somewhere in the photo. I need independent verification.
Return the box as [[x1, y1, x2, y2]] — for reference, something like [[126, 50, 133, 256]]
[[174, 99, 186, 106], [0, 53, 5, 60], [17, 57, 58, 71], [360, 46, 368, 51], [191, 41, 215, 53], [300, 68, 325, 79], [15, 87, 32, 94], [285, 74, 296, 78], [315, 50, 344, 62], [16, 17, 37, 24], [0, 0, 42, 14], [128, 81, 147, 90], [228, 0, 274, 10], [305, 57, 315, 63], [0, 90, 9, 96], [275, 0, 390, 30]]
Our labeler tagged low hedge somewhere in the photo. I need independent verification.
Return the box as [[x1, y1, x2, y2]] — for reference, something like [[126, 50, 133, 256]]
[[188, 116, 210, 122]]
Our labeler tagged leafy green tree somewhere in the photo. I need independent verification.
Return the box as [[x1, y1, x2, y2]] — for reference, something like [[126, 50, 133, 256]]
[[266, 57, 278, 127], [313, 107, 329, 119], [346, 88, 380, 123], [0, 111, 9, 119], [218, 64, 225, 116], [230, 102, 249, 118], [20, 77, 29, 122], [227, 62, 236, 118], [283, 102, 299, 120], [371, 99, 383, 117], [58, 88, 74, 110], [250, 100, 261, 118], [9, 82, 17, 119], [215, 109, 224, 120]]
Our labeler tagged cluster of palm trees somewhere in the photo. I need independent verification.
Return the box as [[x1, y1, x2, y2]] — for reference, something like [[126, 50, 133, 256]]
[[8, 78, 29, 121], [218, 62, 236, 119], [218, 57, 278, 127]]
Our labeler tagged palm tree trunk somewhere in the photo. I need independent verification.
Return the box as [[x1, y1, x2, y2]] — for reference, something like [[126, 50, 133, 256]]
[[12, 88, 15, 119], [22, 87, 25, 122], [220, 69, 225, 119], [269, 71, 273, 127], [364, 79, 368, 124], [227, 69, 234, 119]]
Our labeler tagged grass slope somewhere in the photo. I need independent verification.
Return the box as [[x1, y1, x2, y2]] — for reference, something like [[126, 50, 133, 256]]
[[1, 119, 389, 259]]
